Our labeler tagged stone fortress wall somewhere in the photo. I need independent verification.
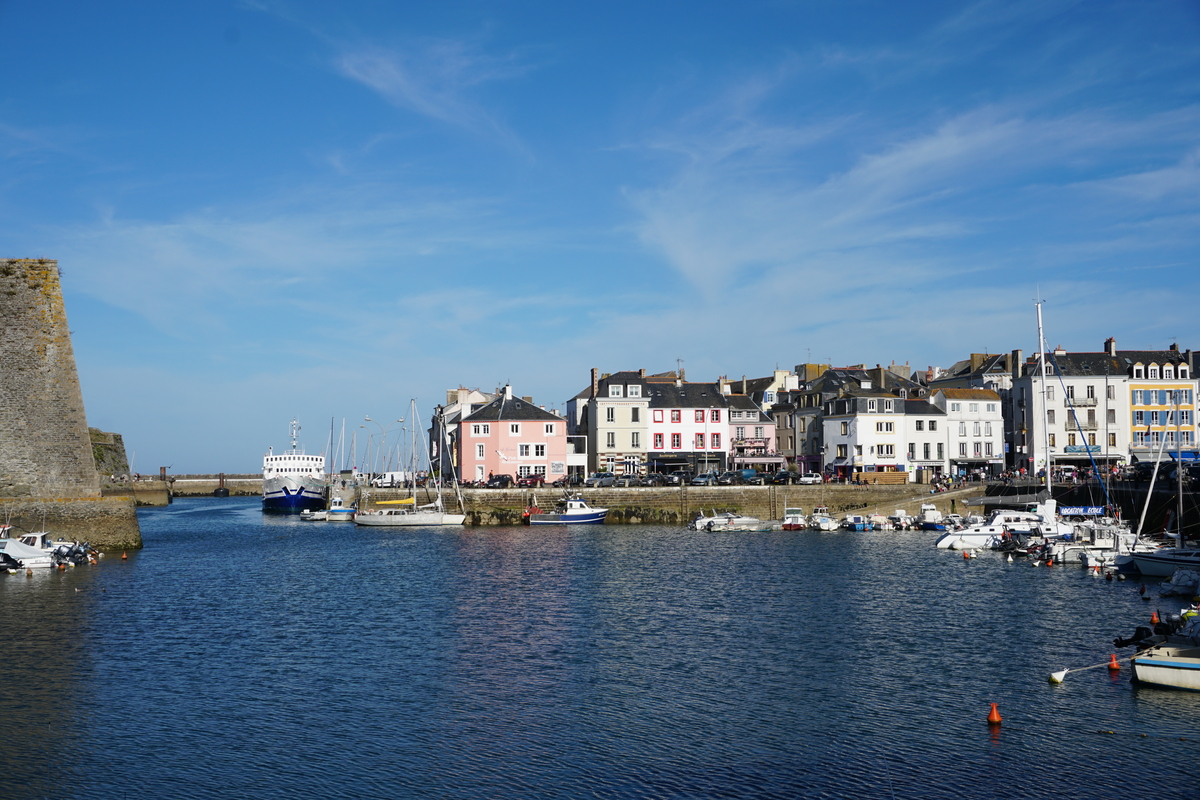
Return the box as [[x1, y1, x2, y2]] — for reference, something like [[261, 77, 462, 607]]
[[0, 259, 140, 548]]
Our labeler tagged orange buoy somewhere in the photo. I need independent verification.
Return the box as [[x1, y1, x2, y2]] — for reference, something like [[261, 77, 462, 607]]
[[987, 703, 1002, 725], [1046, 558, 1054, 567], [1151, 610, 1160, 625], [1108, 654, 1120, 671], [121, 551, 128, 561], [963, 550, 971, 560]]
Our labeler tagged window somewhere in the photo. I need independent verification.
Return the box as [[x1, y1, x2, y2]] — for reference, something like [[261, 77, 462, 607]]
[[1086, 385, 1095, 399], [868, 400, 877, 412], [631, 408, 640, 423], [973, 422, 981, 436], [1088, 433, 1096, 446], [840, 422, 848, 436], [1047, 410, 1056, 424], [1149, 366, 1160, 379], [1047, 386, 1055, 401], [950, 403, 961, 412], [628, 385, 641, 398], [654, 433, 663, 449], [472, 423, 490, 435], [987, 403, 997, 412], [754, 426, 765, 438], [915, 420, 924, 431], [671, 410, 681, 423], [631, 432, 640, 449], [937, 443, 944, 459], [969, 403, 979, 413], [855, 445, 863, 456], [535, 444, 546, 457], [671, 433, 681, 449], [711, 433, 721, 449], [510, 423, 520, 435], [1134, 366, 1144, 379], [606, 432, 616, 448], [908, 443, 916, 459], [929, 421, 937, 431], [837, 445, 848, 458], [476, 444, 485, 459], [1068, 433, 1076, 446], [534, 465, 546, 476], [1132, 390, 1142, 405], [884, 400, 893, 413], [985, 422, 992, 436], [518, 466, 531, 477], [695, 433, 705, 449], [606, 408, 615, 423], [1108, 385, 1116, 400], [798, 418, 806, 433], [1109, 433, 1117, 447], [985, 442, 993, 456], [922, 443, 931, 460], [959, 422, 967, 436], [1181, 366, 1190, 379], [1134, 410, 1145, 425], [876, 422, 894, 432], [711, 410, 721, 422], [1049, 434, 1056, 447], [609, 385, 623, 398], [519, 444, 530, 457], [1183, 411, 1193, 426], [652, 410, 662, 423], [1151, 411, 1161, 426], [1107, 409, 1116, 424], [973, 442, 982, 457], [695, 410, 705, 423], [879, 444, 894, 457], [959, 443, 967, 456]]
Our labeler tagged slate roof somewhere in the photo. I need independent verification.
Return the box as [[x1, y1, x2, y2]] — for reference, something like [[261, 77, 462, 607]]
[[932, 388, 1002, 401], [905, 399, 946, 416], [463, 394, 563, 423], [1030, 349, 1188, 377], [645, 382, 729, 409]]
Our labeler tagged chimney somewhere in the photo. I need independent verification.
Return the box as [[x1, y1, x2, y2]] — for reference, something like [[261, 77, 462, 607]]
[[1104, 337, 1116, 356], [504, 384, 513, 400], [591, 367, 599, 398], [639, 368, 646, 378], [741, 375, 747, 394], [1011, 349, 1023, 380], [1169, 342, 1179, 352], [970, 353, 986, 372], [679, 367, 685, 382]]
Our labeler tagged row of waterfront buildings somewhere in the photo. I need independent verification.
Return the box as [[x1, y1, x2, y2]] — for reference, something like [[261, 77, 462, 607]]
[[428, 337, 1197, 485]]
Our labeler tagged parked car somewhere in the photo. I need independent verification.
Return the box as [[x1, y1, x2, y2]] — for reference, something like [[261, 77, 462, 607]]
[[486, 474, 515, 488], [614, 475, 644, 487], [767, 471, 795, 485], [692, 471, 720, 486], [798, 473, 822, 485], [517, 474, 545, 487], [584, 472, 617, 487], [716, 471, 742, 485], [667, 471, 694, 485], [642, 473, 670, 486], [553, 474, 585, 488]]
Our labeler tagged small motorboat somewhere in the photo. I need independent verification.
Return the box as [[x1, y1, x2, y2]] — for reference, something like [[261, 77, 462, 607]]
[[781, 508, 807, 531], [524, 496, 607, 525], [687, 509, 761, 531], [299, 509, 328, 521], [326, 496, 355, 522]]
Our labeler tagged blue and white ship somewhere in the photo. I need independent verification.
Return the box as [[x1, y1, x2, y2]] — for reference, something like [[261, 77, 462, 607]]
[[262, 419, 327, 514]]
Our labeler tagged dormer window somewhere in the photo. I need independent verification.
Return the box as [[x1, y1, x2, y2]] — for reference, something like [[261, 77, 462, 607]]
[[1149, 365, 1160, 379], [609, 385, 623, 398], [1134, 365, 1144, 379], [1164, 366, 1174, 380], [628, 385, 641, 398], [1181, 366, 1190, 379], [867, 399, 877, 412]]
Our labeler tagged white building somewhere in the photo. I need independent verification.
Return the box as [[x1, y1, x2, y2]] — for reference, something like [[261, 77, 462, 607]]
[[930, 388, 1006, 477]]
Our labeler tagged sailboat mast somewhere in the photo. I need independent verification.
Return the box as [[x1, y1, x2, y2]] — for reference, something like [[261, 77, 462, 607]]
[[1036, 300, 1052, 495]]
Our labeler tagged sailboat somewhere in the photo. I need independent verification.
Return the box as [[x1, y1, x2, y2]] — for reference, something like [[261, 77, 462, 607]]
[[354, 402, 466, 527]]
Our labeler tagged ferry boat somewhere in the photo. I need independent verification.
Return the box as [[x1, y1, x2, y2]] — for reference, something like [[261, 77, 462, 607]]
[[262, 419, 327, 514]]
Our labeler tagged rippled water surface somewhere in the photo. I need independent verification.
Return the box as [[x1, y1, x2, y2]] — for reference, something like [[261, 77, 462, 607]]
[[3, 497, 1200, 799]]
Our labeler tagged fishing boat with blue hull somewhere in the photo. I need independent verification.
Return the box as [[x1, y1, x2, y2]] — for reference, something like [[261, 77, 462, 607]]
[[262, 418, 327, 514], [523, 496, 607, 525]]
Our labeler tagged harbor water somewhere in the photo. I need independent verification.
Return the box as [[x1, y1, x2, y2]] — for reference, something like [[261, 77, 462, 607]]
[[3, 497, 1200, 799]]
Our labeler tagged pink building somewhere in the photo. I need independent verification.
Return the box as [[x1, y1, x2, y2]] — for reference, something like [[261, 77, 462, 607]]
[[457, 387, 568, 483]]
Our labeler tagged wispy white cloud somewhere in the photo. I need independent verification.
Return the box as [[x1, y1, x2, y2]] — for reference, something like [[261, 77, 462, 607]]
[[335, 39, 527, 147]]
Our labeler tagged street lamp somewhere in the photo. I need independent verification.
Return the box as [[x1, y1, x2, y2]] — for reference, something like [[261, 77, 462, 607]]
[[362, 415, 404, 477]]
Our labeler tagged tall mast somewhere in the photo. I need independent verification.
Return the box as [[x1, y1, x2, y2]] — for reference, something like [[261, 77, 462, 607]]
[[1036, 301, 1052, 496]]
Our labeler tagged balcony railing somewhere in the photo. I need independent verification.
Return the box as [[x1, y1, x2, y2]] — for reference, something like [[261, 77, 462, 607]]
[[1065, 397, 1097, 407]]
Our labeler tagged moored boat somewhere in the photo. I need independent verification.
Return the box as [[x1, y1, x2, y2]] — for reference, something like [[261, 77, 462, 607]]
[[524, 496, 607, 525], [262, 419, 327, 515], [355, 497, 466, 527], [326, 496, 356, 522], [781, 508, 807, 531], [688, 509, 761, 531]]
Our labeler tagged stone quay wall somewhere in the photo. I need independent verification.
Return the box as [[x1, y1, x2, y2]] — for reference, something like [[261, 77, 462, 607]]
[[0, 259, 101, 498], [169, 474, 261, 497], [359, 484, 984, 526], [0, 496, 141, 550]]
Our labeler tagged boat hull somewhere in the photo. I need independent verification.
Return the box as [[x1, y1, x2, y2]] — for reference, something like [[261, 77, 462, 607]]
[[528, 511, 607, 525], [1132, 645, 1200, 691], [262, 476, 326, 514], [326, 509, 356, 522], [1130, 551, 1200, 577], [355, 511, 465, 526]]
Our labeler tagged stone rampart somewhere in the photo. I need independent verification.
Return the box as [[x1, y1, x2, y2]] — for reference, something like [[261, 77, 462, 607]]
[[358, 484, 984, 526], [0, 496, 141, 550], [0, 259, 101, 498]]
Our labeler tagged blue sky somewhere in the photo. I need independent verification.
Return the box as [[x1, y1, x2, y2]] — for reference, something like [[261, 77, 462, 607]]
[[2, 0, 1198, 473]]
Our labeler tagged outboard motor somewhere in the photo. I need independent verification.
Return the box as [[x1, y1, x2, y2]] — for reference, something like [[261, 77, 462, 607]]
[[1114, 625, 1154, 648]]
